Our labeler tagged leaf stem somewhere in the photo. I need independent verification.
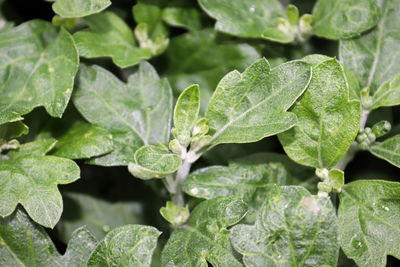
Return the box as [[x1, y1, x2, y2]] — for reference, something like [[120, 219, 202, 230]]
[[170, 158, 192, 207]]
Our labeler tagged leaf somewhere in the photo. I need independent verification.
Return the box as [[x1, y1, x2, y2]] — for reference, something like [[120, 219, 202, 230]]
[[73, 12, 152, 68], [372, 72, 400, 110], [278, 58, 361, 169], [52, 0, 111, 18], [87, 224, 161, 267], [312, 0, 380, 40], [52, 121, 114, 159], [73, 61, 173, 166], [0, 121, 28, 145], [0, 20, 79, 125], [128, 145, 182, 179], [173, 84, 200, 138], [0, 209, 97, 267], [198, 0, 283, 38], [57, 192, 144, 242], [161, 197, 247, 267], [339, 0, 400, 95], [162, 5, 202, 30], [231, 185, 339, 267], [369, 135, 400, 168], [338, 180, 400, 266], [133, 0, 168, 39], [205, 58, 311, 148], [0, 139, 80, 228], [165, 29, 260, 111]]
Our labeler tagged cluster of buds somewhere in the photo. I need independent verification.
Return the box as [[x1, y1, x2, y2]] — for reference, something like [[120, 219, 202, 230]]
[[357, 120, 391, 150], [316, 168, 344, 197]]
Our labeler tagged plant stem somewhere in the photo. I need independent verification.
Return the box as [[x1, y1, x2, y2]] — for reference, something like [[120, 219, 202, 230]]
[[171, 159, 191, 207]]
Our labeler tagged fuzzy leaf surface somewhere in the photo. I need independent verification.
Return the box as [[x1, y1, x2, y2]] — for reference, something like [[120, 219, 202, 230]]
[[161, 197, 247, 267], [0, 20, 78, 124], [369, 135, 400, 168], [174, 84, 200, 137], [0, 139, 80, 228], [231, 185, 339, 267], [372, 72, 400, 109], [339, 0, 400, 95], [74, 12, 151, 68], [52, 121, 113, 159], [338, 180, 400, 267], [128, 145, 182, 179], [198, 0, 282, 38], [0, 209, 97, 267], [52, 0, 111, 18], [73, 62, 173, 166], [313, 0, 380, 40], [279, 58, 361, 168], [205, 58, 311, 148], [87, 224, 160, 267]]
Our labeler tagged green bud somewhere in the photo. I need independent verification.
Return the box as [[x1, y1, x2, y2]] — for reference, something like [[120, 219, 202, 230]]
[[318, 181, 332, 193], [169, 139, 184, 157], [315, 168, 329, 180], [160, 201, 189, 226], [192, 118, 209, 137], [360, 87, 373, 109], [357, 133, 367, 143], [372, 120, 391, 138], [359, 142, 369, 150], [190, 135, 212, 151], [299, 14, 312, 36], [277, 18, 291, 35], [286, 4, 299, 25]]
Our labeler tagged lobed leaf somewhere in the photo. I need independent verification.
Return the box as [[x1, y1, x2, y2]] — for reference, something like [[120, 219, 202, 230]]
[[161, 197, 247, 267], [205, 58, 311, 148], [231, 185, 339, 267], [0, 121, 28, 145], [313, 0, 380, 40], [73, 12, 151, 68], [87, 224, 161, 267], [338, 180, 400, 266], [279, 58, 361, 168], [52, 0, 111, 18], [73, 61, 173, 166], [0, 20, 78, 125]]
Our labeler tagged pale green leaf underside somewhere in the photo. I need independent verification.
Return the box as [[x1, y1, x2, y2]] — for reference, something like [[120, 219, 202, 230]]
[[372, 72, 400, 110], [128, 145, 182, 179], [52, 0, 111, 18], [0, 139, 80, 228], [198, 0, 282, 38], [57, 192, 144, 242], [52, 121, 114, 159], [231, 185, 339, 267], [73, 12, 152, 68], [278, 58, 361, 169], [87, 224, 161, 267], [339, 0, 400, 95], [0, 20, 79, 125], [174, 84, 200, 137], [161, 197, 247, 267], [0, 121, 28, 145], [166, 29, 260, 112], [73, 61, 173, 166], [313, 0, 380, 40], [205, 58, 311, 148], [338, 180, 400, 267], [0, 209, 97, 267], [369, 135, 400, 168]]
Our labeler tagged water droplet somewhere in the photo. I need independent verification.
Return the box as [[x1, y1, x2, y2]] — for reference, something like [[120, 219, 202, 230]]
[[249, 5, 255, 13], [103, 225, 110, 232]]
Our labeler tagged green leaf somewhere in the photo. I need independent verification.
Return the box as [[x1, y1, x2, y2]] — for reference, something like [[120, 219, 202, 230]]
[[313, 0, 380, 40], [231, 185, 339, 267], [0, 121, 28, 145], [198, 0, 283, 38], [173, 84, 200, 139], [339, 0, 400, 95], [161, 197, 247, 267], [0, 209, 97, 267], [128, 145, 182, 179], [372, 72, 400, 110], [0, 20, 78, 125], [369, 135, 400, 168], [159, 201, 189, 226], [205, 58, 311, 148], [162, 5, 201, 30], [87, 224, 161, 267], [278, 58, 361, 169], [0, 139, 80, 228], [133, 0, 168, 39], [57, 192, 144, 242], [338, 180, 400, 266], [73, 61, 173, 166], [73, 12, 152, 68], [165, 29, 260, 111], [52, 0, 111, 18], [52, 121, 113, 159]]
